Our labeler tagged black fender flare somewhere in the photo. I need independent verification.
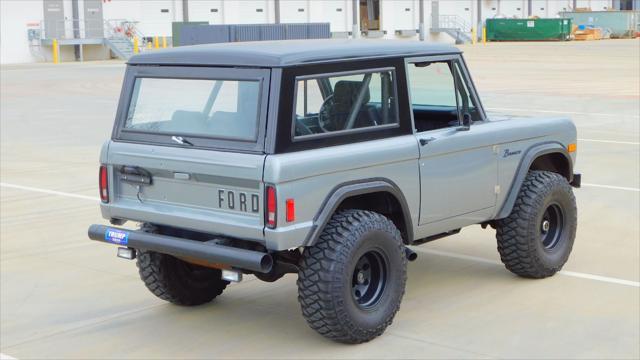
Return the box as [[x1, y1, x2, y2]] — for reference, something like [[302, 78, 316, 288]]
[[303, 178, 414, 246], [496, 141, 573, 219]]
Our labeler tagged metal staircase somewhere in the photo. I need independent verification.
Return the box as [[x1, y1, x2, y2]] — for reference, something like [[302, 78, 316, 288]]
[[431, 15, 473, 44], [104, 37, 135, 59], [103, 19, 147, 60]]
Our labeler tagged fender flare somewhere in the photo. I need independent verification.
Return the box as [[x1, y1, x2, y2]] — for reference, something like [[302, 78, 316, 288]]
[[496, 141, 573, 219], [302, 178, 414, 246]]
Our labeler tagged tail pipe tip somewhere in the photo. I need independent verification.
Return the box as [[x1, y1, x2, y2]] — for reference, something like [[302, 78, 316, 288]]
[[404, 247, 418, 262]]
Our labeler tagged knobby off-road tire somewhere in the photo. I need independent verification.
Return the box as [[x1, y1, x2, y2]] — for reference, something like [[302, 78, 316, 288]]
[[297, 210, 407, 344], [136, 226, 228, 306], [496, 170, 577, 278]]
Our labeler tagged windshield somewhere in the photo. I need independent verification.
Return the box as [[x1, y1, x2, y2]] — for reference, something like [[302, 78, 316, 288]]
[[124, 78, 261, 141]]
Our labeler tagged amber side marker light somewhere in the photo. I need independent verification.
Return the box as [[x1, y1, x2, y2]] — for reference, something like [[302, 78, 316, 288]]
[[567, 143, 577, 153]]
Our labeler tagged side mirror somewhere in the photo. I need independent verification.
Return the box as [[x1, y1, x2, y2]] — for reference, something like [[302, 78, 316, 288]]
[[457, 113, 472, 131]]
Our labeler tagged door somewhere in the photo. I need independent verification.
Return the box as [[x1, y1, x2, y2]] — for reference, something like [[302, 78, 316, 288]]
[[406, 56, 497, 225], [43, 0, 65, 39], [83, 0, 104, 38], [187, 0, 224, 24]]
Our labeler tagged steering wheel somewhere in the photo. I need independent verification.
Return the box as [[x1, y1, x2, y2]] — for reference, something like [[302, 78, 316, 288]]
[[317, 95, 335, 133]]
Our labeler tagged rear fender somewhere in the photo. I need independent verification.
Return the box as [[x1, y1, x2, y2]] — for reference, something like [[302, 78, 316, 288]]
[[303, 179, 414, 246]]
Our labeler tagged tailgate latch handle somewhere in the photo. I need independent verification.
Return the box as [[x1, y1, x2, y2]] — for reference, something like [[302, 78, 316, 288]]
[[119, 166, 153, 186], [119, 166, 153, 203]]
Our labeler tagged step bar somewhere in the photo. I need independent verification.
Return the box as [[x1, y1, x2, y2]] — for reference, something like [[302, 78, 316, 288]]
[[87, 224, 273, 273]]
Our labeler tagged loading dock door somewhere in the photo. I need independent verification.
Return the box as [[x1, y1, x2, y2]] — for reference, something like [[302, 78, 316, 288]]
[[360, 0, 380, 31], [84, 0, 104, 38], [44, 0, 65, 39]]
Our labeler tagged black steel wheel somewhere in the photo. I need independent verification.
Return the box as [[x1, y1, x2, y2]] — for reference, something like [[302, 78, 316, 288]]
[[540, 203, 564, 250], [298, 210, 407, 343], [351, 250, 388, 309], [495, 170, 577, 278]]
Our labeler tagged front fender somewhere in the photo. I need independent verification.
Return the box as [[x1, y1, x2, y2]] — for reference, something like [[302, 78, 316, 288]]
[[496, 142, 573, 219]]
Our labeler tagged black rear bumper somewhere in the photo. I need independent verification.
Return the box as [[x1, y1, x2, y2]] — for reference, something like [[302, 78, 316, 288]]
[[88, 224, 272, 273]]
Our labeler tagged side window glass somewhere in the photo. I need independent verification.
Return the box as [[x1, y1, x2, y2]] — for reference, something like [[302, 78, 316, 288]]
[[407, 61, 460, 132], [293, 70, 398, 138], [295, 79, 324, 118], [407, 61, 457, 107]]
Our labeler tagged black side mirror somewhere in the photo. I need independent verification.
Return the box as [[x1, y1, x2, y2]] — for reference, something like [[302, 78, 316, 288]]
[[457, 113, 472, 131]]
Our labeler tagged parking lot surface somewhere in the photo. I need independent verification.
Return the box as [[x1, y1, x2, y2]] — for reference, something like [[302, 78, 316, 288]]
[[1, 39, 639, 359]]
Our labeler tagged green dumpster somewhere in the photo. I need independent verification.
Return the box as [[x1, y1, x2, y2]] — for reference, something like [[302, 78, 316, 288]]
[[486, 18, 572, 41]]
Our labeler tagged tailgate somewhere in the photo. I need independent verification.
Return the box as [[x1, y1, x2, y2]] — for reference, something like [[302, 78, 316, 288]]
[[102, 141, 266, 242]]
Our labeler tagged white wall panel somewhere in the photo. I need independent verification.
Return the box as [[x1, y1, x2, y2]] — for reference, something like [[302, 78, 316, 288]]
[[188, 0, 225, 24], [223, 0, 271, 24], [390, 0, 416, 31], [0, 0, 44, 64], [482, 0, 500, 20], [309, 0, 350, 32], [499, 0, 527, 18], [280, 0, 309, 23]]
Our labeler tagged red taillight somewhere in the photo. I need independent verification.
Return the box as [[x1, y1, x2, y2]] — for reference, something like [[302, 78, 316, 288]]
[[286, 199, 295, 222], [99, 165, 109, 203], [266, 185, 276, 228]]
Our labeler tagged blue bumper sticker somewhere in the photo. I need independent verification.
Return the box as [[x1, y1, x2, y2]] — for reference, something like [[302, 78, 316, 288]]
[[105, 228, 129, 245]]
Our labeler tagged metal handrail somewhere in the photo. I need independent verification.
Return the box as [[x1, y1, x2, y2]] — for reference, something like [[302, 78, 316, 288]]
[[439, 14, 472, 32], [104, 19, 146, 40]]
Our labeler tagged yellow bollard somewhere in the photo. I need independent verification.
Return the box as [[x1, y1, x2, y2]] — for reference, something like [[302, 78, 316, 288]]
[[147, 41, 152, 49], [162, 36, 167, 49], [133, 36, 139, 54], [154, 36, 159, 49], [471, 27, 477, 45], [52, 38, 59, 64], [482, 27, 487, 44]]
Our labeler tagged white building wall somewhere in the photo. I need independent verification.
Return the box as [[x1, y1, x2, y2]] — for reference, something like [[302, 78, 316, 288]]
[[187, 0, 225, 23], [482, 0, 500, 20], [308, 0, 351, 32], [223, 0, 272, 24], [0, 0, 44, 64], [499, 0, 527, 18], [280, 0, 309, 23], [386, 0, 417, 37]]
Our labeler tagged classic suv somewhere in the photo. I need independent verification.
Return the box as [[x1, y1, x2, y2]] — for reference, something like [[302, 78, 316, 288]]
[[89, 40, 580, 343]]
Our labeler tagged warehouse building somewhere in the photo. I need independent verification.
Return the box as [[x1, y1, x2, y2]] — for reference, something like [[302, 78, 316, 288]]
[[1, 0, 637, 64]]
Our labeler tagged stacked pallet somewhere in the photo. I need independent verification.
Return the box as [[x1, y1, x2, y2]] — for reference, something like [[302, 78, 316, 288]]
[[574, 27, 603, 40]]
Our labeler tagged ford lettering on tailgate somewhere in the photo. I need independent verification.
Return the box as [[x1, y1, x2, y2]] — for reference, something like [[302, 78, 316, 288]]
[[217, 189, 260, 213]]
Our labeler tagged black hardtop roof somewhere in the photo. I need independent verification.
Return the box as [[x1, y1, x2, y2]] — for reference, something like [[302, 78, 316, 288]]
[[128, 39, 461, 67]]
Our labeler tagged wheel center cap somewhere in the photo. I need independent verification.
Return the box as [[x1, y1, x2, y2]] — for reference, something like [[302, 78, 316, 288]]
[[356, 271, 365, 284], [542, 220, 550, 232]]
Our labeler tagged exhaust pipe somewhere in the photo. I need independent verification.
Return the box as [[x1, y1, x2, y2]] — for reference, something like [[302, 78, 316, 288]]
[[88, 224, 273, 273], [404, 247, 417, 262]]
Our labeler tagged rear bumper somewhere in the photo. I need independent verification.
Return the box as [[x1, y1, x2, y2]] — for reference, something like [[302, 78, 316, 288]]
[[87, 224, 273, 273]]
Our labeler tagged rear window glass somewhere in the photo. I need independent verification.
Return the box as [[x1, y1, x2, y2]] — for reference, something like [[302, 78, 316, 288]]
[[125, 78, 260, 141]]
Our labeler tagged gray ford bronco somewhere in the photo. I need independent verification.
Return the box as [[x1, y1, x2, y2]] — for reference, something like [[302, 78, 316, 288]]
[[89, 40, 581, 343]]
